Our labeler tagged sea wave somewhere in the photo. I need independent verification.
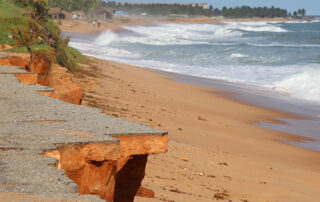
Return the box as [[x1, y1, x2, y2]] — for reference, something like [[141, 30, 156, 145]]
[[246, 42, 320, 48], [272, 69, 320, 102], [68, 21, 320, 103], [69, 41, 141, 58], [93, 21, 287, 46], [283, 20, 320, 24], [230, 53, 248, 58], [226, 21, 288, 32]]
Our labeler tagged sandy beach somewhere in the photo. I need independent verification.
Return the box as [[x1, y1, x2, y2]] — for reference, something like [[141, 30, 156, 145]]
[[2, 0, 319, 200], [70, 56, 320, 201], [58, 17, 293, 34]]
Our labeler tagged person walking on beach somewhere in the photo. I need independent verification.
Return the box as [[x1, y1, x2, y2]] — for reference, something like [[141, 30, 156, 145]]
[[98, 21, 100, 28], [93, 20, 96, 27]]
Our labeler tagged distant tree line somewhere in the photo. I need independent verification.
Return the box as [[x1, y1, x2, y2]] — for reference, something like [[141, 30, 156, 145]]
[[47, 0, 100, 13], [102, 1, 213, 17], [289, 9, 306, 18], [212, 6, 288, 18], [45, 0, 307, 19]]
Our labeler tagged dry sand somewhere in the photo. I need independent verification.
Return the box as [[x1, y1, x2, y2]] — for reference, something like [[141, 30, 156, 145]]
[[58, 18, 152, 33], [58, 17, 218, 34], [72, 58, 320, 202]]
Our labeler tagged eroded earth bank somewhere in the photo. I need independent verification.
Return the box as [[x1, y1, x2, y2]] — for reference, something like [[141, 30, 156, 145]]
[[0, 52, 168, 202]]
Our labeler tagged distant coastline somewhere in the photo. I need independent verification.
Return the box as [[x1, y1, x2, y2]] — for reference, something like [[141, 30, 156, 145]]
[[58, 17, 309, 34]]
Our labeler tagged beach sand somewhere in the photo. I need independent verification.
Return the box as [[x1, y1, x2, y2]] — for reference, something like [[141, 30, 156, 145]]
[[58, 17, 293, 34], [72, 58, 320, 202], [58, 17, 218, 34]]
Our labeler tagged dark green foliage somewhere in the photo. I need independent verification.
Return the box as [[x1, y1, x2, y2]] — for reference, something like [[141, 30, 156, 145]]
[[0, 0, 86, 72], [56, 37, 78, 71], [215, 6, 288, 18], [33, 0, 49, 22], [48, 0, 100, 13], [102, 2, 213, 17], [6, 44, 53, 53], [101, 2, 292, 18]]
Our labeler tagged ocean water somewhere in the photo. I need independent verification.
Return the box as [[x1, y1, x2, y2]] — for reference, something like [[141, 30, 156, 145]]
[[69, 20, 320, 103]]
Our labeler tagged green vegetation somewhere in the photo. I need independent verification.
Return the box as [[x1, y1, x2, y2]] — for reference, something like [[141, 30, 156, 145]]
[[213, 6, 288, 18], [291, 9, 307, 18], [0, 0, 85, 71], [102, 2, 212, 17], [102, 2, 293, 18], [0, 0, 30, 45], [6, 44, 52, 53], [0, 0, 25, 18], [48, 0, 100, 13]]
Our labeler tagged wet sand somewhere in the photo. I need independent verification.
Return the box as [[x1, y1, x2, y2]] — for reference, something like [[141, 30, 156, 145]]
[[72, 58, 320, 202], [166, 72, 320, 151]]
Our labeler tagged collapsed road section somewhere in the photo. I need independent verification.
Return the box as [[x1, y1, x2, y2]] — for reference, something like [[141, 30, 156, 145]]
[[0, 64, 168, 201]]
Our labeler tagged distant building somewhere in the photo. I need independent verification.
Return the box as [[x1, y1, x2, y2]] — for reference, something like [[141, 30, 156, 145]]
[[72, 11, 86, 20], [48, 8, 66, 20], [114, 11, 129, 16], [169, 14, 188, 18], [191, 3, 209, 9], [115, 2, 209, 10], [92, 7, 115, 20]]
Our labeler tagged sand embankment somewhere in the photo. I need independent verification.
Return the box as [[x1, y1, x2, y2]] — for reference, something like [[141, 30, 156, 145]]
[[73, 57, 320, 202]]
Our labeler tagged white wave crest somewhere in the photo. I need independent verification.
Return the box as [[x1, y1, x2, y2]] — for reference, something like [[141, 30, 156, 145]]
[[94, 23, 245, 46], [272, 69, 320, 102], [246, 42, 320, 48], [230, 53, 248, 58], [95, 30, 119, 46], [92, 21, 287, 47], [226, 21, 288, 32], [69, 41, 141, 59], [284, 20, 320, 24]]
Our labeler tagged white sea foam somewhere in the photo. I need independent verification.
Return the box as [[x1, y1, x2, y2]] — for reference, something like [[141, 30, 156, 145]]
[[272, 68, 320, 102], [94, 30, 119, 45], [284, 20, 320, 24], [69, 41, 141, 58], [246, 42, 320, 48], [92, 21, 288, 47], [226, 21, 288, 33], [68, 21, 320, 104], [230, 53, 248, 58]]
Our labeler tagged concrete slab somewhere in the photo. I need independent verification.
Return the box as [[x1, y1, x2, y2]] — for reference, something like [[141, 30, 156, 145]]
[[0, 65, 166, 201]]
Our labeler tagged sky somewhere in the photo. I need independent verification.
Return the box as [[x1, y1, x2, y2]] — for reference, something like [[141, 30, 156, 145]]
[[104, 0, 320, 15]]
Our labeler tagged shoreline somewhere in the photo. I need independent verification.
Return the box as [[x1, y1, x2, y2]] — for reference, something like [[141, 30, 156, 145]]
[[65, 20, 320, 201], [59, 17, 302, 34], [72, 56, 320, 201], [64, 27, 320, 151], [158, 70, 320, 151]]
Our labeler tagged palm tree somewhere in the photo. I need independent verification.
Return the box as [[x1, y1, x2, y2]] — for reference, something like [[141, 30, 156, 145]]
[[298, 9, 302, 16], [301, 9, 306, 17], [293, 11, 297, 18]]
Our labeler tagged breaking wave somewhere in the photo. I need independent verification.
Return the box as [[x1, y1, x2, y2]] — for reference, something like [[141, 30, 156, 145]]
[[272, 68, 320, 102], [93, 21, 287, 46], [69, 20, 320, 103]]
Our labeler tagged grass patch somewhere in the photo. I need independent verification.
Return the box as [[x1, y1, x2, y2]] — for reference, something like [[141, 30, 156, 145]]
[[0, 0, 32, 45], [0, 0, 25, 18], [6, 44, 53, 53], [56, 38, 88, 72], [0, 0, 87, 72]]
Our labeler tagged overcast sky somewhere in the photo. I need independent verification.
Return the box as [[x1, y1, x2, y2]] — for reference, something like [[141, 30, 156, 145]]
[[104, 0, 320, 15]]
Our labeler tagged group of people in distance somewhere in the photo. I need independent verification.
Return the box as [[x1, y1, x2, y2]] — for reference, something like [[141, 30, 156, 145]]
[[92, 20, 101, 28]]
